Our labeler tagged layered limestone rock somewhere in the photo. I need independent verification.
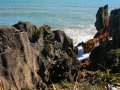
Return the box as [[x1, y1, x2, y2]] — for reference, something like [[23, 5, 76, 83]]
[[0, 5, 120, 90], [0, 26, 42, 90], [0, 21, 82, 89], [90, 8, 120, 73]]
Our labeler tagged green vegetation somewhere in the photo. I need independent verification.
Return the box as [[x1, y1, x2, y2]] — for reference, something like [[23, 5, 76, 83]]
[[44, 34, 55, 44], [30, 28, 43, 43], [34, 29, 42, 40], [104, 69, 120, 86], [111, 73, 120, 86], [95, 69, 120, 86], [21, 87, 31, 90], [105, 69, 114, 83], [88, 84, 104, 90], [50, 81, 104, 90], [61, 80, 73, 88], [108, 49, 120, 55]]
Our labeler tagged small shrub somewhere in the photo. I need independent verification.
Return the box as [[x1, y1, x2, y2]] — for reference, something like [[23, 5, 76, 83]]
[[61, 80, 73, 88], [95, 69, 120, 86]]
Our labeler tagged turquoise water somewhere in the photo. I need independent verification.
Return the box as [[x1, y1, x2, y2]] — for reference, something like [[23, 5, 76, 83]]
[[0, 0, 119, 26], [0, 0, 119, 45]]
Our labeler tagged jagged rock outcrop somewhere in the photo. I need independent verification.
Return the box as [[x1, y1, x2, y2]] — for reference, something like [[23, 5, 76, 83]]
[[54, 30, 73, 50], [0, 21, 82, 89], [76, 5, 109, 54], [1, 5, 120, 90], [94, 4, 109, 44], [95, 5, 109, 32], [90, 8, 120, 73], [42, 30, 73, 60]]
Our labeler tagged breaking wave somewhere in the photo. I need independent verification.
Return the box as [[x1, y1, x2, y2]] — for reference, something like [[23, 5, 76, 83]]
[[63, 24, 97, 46]]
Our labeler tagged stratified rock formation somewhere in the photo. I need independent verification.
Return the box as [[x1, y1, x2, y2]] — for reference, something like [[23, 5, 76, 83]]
[[76, 5, 120, 74], [0, 21, 82, 89], [0, 5, 120, 90], [90, 8, 120, 73], [0, 24, 44, 90]]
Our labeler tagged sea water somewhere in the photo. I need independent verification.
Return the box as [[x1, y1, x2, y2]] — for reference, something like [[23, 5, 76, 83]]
[[0, 0, 119, 59], [0, 0, 119, 45]]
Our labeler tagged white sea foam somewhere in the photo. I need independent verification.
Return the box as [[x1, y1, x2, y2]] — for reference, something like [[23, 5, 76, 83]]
[[77, 46, 90, 61], [78, 53, 90, 61], [63, 24, 96, 60], [63, 24, 97, 46], [77, 46, 84, 58]]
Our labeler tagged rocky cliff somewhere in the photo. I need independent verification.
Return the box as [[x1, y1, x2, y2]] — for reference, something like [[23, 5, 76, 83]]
[[0, 24, 43, 89], [0, 21, 83, 90], [0, 5, 120, 90], [90, 8, 120, 73]]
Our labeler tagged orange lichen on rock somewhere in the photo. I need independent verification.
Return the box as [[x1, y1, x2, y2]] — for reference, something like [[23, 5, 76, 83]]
[[80, 31, 109, 53], [77, 5, 110, 54], [81, 38, 99, 53], [98, 31, 109, 43]]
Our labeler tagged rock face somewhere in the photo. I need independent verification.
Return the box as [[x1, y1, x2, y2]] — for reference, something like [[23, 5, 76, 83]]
[[37, 56, 82, 85], [89, 42, 112, 70], [94, 5, 109, 44], [95, 5, 109, 32], [108, 8, 120, 48], [0, 25, 44, 90], [90, 44, 120, 73], [0, 5, 120, 90], [90, 8, 120, 73], [0, 21, 81, 89]]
